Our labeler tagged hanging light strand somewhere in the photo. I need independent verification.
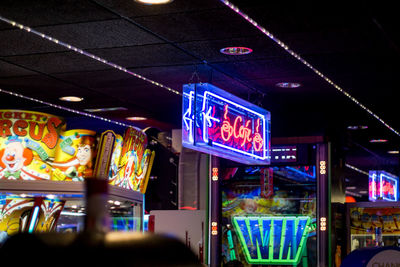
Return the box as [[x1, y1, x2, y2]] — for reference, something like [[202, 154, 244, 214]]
[[220, 0, 400, 137], [0, 87, 137, 129], [0, 15, 181, 96]]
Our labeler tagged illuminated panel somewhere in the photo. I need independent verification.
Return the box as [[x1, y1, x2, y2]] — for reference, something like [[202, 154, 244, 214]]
[[182, 83, 271, 165], [233, 216, 310, 265], [369, 170, 398, 202], [369, 171, 378, 201], [270, 146, 297, 163]]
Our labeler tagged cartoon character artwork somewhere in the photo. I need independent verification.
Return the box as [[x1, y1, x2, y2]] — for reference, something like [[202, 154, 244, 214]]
[[52, 129, 97, 181], [133, 149, 155, 193], [0, 136, 33, 179], [0, 137, 52, 180], [111, 127, 154, 192], [0, 110, 65, 180], [108, 134, 123, 185], [114, 150, 138, 189]]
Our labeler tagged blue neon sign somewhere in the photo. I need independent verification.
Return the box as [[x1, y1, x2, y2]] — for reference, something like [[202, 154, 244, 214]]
[[369, 170, 398, 202], [182, 83, 271, 165]]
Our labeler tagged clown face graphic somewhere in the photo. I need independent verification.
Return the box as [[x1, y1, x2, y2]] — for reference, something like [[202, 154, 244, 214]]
[[1, 141, 26, 173]]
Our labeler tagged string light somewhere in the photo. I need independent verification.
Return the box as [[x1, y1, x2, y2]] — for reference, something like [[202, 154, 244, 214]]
[[0, 87, 137, 129], [0, 15, 181, 96], [345, 163, 369, 176], [220, 0, 400, 137]]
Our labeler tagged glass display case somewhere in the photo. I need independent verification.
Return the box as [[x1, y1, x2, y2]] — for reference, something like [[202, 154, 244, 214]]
[[0, 179, 143, 245], [220, 143, 320, 266], [346, 202, 400, 254]]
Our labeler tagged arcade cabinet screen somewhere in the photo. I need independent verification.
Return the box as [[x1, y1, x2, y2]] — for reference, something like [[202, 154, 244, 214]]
[[221, 165, 317, 266]]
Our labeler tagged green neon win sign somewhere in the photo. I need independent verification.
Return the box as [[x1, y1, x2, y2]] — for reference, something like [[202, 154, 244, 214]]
[[233, 216, 310, 265]]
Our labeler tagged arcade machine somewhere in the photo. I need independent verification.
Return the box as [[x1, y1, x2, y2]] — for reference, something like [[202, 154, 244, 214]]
[[219, 140, 328, 267], [0, 109, 155, 244], [181, 83, 331, 266], [346, 170, 400, 254]]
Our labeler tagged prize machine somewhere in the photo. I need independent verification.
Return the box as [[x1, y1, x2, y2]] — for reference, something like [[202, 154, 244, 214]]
[[181, 83, 331, 267], [345, 170, 400, 254], [0, 109, 155, 244], [219, 140, 329, 267]]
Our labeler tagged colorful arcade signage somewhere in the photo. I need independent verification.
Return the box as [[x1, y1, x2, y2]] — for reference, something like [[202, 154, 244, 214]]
[[233, 216, 310, 265], [182, 83, 271, 164], [369, 170, 399, 202], [0, 110, 155, 193]]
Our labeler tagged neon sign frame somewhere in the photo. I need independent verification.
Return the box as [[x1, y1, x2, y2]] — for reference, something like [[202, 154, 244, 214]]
[[369, 170, 398, 202], [232, 216, 310, 265], [182, 83, 271, 165]]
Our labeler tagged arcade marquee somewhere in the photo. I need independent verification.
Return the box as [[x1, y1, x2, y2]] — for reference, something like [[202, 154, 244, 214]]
[[0, 109, 155, 243]]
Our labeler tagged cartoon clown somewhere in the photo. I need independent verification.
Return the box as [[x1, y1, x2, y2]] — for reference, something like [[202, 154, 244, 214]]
[[114, 151, 138, 190], [0, 136, 34, 179]]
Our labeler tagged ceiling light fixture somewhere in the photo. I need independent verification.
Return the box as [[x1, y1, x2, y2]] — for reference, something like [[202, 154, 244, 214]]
[[220, 0, 400, 137], [347, 125, 368, 130], [369, 139, 388, 143], [135, 0, 173, 4], [59, 96, 84, 102], [388, 150, 399, 154], [220, 46, 253, 55], [126, 116, 147, 121], [276, 82, 301, 88]]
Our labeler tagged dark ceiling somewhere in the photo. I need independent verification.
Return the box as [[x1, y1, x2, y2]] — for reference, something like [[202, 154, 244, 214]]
[[1, 0, 399, 197]]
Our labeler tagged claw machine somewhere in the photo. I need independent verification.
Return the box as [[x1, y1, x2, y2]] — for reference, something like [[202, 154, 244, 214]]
[[220, 140, 330, 267]]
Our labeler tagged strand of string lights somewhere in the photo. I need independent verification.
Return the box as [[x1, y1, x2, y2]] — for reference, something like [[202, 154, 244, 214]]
[[345, 163, 369, 176], [220, 0, 400, 137], [0, 88, 136, 128], [0, 15, 181, 96]]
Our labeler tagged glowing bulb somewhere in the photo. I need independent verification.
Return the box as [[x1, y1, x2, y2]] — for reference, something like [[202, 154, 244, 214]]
[[135, 0, 173, 4], [59, 96, 84, 102]]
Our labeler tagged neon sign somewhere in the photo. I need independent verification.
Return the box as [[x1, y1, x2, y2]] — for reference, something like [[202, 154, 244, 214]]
[[182, 83, 271, 165], [369, 170, 398, 202], [233, 216, 310, 265]]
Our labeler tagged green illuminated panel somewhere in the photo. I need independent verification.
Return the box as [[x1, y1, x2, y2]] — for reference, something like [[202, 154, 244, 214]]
[[233, 216, 310, 265]]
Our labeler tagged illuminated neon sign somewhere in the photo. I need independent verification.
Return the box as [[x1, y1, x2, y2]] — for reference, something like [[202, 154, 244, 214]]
[[233, 216, 310, 265], [182, 83, 271, 164], [369, 170, 398, 202]]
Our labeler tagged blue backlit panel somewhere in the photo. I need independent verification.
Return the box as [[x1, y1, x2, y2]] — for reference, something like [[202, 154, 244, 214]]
[[182, 83, 271, 165], [369, 170, 398, 202]]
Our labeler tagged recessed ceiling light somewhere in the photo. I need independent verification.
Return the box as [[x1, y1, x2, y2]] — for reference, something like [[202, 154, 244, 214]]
[[276, 82, 302, 88], [220, 46, 253, 55], [345, 186, 356, 190], [347, 125, 368, 130], [126, 116, 147, 121], [84, 107, 127, 113], [59, 96, 84, 102], [369, 139, 388, 143], [388, 150, 399, 154], [135, 0, 173, 4]]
